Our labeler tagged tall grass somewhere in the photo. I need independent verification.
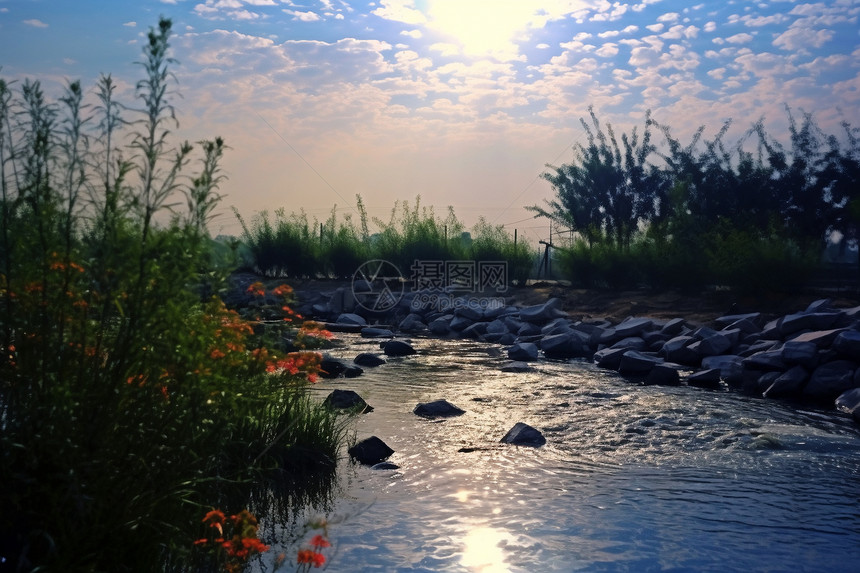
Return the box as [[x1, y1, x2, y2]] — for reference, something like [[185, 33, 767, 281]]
[[238, 195, 536, 286], [0, 19, 347, 572]]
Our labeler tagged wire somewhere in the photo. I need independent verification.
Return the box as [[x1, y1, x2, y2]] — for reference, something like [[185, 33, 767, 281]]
[[254, 111, 360, 217]]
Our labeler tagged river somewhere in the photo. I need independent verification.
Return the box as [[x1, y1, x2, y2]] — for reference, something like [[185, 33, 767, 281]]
[[272, 334, 860, 572]]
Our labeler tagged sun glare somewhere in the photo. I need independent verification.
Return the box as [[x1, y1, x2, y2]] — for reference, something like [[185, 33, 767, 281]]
[[425, 0, 543, 59]]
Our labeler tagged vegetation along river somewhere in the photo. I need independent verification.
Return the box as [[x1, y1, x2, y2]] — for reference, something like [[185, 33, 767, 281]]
[[271, 334, 860, 572]]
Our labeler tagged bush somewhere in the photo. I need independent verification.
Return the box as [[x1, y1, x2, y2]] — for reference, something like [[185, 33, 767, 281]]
[[0, 19, 346, 572]]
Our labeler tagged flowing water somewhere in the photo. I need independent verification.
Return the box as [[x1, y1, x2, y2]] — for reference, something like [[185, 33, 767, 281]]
[[280, 335, 860, 572]]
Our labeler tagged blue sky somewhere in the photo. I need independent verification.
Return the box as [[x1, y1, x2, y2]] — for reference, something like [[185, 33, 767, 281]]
[[1, 0, 859, 241]]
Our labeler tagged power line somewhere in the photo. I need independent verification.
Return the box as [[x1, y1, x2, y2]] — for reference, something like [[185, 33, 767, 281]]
[[254, 111, 360, 217]]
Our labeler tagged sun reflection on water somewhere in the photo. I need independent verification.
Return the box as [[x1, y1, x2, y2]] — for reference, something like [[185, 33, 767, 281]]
[[460, 526, 514, 573]]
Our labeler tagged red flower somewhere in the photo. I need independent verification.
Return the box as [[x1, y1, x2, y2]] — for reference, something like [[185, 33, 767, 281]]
[[311, 552, 326, 567], [310, 534, 331, 548], [297, 549, 314, 564]]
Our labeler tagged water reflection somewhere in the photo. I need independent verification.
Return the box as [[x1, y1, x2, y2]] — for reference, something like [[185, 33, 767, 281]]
[[460, 526, 514, 573]]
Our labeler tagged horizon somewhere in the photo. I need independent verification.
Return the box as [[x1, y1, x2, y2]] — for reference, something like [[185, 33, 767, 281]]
[[1, 0, 858, 245]]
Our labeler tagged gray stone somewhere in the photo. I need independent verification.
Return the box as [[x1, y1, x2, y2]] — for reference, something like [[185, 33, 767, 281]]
[[413, 399, 466, 417], [500, 360, 533, 373], [661, 335, 700, 365], [743, 349, 787, 371], [789, 328, 848, 347], [382, 339, 417, 356], [803, 360, 858, 400], [371, 461, 400, 470], [833, 330, 860, 360], [508, 342, 539, 362], [763, 366, 809, 399], [500, 422, 546, 446], [319, 357, 349, 379], [428, 316, 451, 335], [398, 313, 427, 333], [645, 364, 681, 386], [660, 317, 687, 336], [460, 322, 489, 339], [486, 319, 509, 335], [593, 347, 627, 370], [687, 368, 722, 389], [354, 353, 386, 367], [349, 436, 394, 465], [688, 331, 732, 357], [519, 298, 566, 323], [361, 327, 395, 338], [780, 341, 819, 369], [619, 350, 663, 375], [336, 312, 366, 326], [724, 317, 762, 335], [714, 312, 761, 328], [835, 388, 860, 415], [323, 389, 373, 413], [540, 332, 587, 359], [701, 355, 744, 385], [615, 317, 654, 338], [610, 336, 647, 351], [449, 315, 474, 331]]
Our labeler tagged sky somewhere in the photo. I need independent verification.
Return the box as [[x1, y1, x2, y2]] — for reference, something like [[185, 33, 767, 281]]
[[1, 0, 859, 243]]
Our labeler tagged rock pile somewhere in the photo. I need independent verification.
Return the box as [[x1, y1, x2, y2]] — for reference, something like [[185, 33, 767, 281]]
[[294, 282, 860, 426]]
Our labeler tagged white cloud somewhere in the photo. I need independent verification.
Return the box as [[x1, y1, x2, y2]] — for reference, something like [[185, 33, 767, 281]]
[[286, 10, 321, 22], [657, 12, 679, 22], [372, 0, 427, 25], [725, 33, 754, 44], [595, 42, 619, 57], [707, 67, 725, 80], [703, 21, 716, 32], [23, 19, 48, 28], [740, 13, 788, 27], [646, 23, 664, 32], [401, 29, 422, 39], [123, 21, 137, 27], [773, 26, 835, 51]]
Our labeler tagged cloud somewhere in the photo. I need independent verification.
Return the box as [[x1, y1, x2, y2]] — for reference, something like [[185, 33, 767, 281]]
[[703, 21, 716, 32], [773, 27, 835, 51], [23, 19, 48, 28], [657, 12, 679, 23], [595, 42, 619, 57], [286, 10, 321, 22], [401, 29, 422, 39], [123, 21, 137, 27], [372, 0, 427, 25], [725, 33, 754, 44]]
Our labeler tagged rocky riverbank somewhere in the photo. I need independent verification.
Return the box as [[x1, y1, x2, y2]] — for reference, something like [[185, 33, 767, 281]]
[[226, 274, 860, 426]]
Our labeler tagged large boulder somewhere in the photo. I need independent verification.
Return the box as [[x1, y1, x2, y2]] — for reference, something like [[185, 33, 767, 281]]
[[660, 335, 700, 366], [618, 350, 663, 376], [540, 332, 587, 359], [833, 330, 860, 360], [508, 342, 539, 362], [644, 364, 681, 386], [614, 317, 654, 338], [500, 360, 533, 373], [323, 389, 373, 413], [781, 341, 819, 369], [835, 388, 860, 423], [762, 365, 809, 399], [398, 313, 427, 334], [593, 347, 627, 370], [413, 400, 465, 417], [500, 422, 546, 446], [354, 353, 386, 367], [348, 436, 394, 465], [519, 298, 566, 324], [382, 339, 417, 356], [686, 368, 722, 389], [789, 328, 848, 348], [803, 360, 858, 400], [361, 326, 395, 339]]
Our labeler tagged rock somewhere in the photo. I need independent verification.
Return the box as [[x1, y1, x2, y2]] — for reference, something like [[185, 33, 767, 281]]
[[361, 327, 395, 338], [803, 360, 858, 400], [743, 349, 787, 372], [644, 364, 681, 386], [660, 317, 687, 336], [780, 341, 819, 369], [519, 298, 566, 324], [762, 365, 809, 399], [500, 422, 546, 446], [455, 302, 483, 321], [398, 313, 427, 333], [348, 436, 394, 465], [789, 328, 848, 348], [354, 353, 386, 367], [449, 315, 474, 332], [382, 339, 417, 356], [319, 357, 349, 378], [428, 316, 451, 335], [413, 399, 466, 417], [540, 332, 587, 359], [835, 388, 860, 418], [593, 347, 627, 370], [615, 317, 654, 338], [714, 312, 761, 328], [689, 327, 732, 357], [336, 313, 366, 326], [500, 360, 533, 373], [371, 461, 400, 470], [460, 321, 489, 339], [833, 330, 860, 360], [724, 317, 762, 335], [610, 336, 647, 351], [687, 368, 722, 389], [486, 319, 509, 335], [618, 350, 663, 376], [701, 355, 744, 386], [661, 335, 700, 366], [323, 389, 373, 413], [343, 364, 364, 378], [324, 322, 364, 333], [508, 342, 539, 362]]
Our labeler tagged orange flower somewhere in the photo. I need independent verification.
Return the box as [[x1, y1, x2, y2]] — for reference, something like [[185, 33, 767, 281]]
[[210, 348, 226, 359], [309, 534, 331, 549], [246, 281, 265, 297], [297, 549, 314, 564], [202, 509, 226, 536]]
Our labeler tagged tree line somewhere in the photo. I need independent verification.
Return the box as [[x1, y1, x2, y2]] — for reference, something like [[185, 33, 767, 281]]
[[531, 106, 860, 292]]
